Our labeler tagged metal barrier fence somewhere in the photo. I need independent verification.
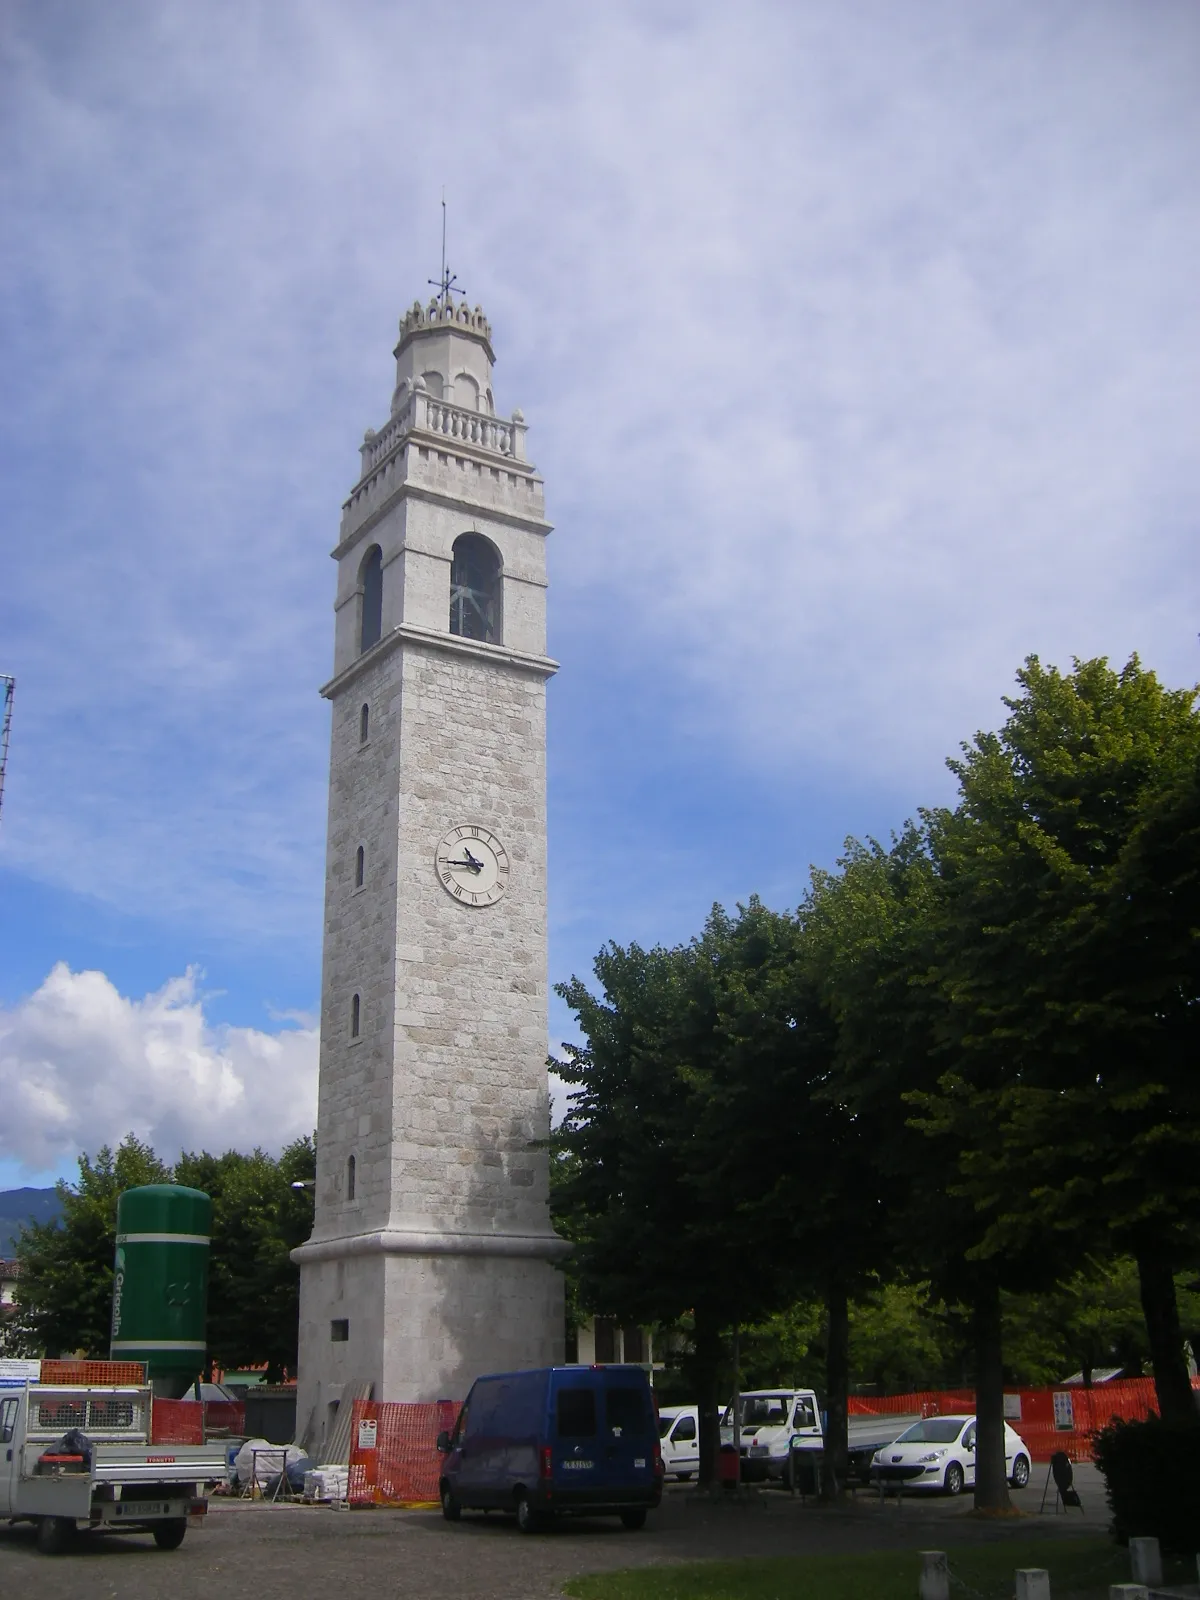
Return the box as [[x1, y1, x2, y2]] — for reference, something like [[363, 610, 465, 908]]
[[347, 1398, 461, 1507]]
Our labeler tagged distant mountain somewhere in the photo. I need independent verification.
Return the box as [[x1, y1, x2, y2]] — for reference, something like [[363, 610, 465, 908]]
[[0, 1188, 62, 1256]]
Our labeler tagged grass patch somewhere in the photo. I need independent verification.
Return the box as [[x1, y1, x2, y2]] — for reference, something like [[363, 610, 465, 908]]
[[562, 1537, 1196, 1600]]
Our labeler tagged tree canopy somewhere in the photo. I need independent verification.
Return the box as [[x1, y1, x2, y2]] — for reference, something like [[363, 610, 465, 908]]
[[553, 655, 1200, 1507], [14, 1132, 315, 1379]]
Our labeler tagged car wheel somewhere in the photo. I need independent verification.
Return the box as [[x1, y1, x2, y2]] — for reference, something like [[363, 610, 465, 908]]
[[152, 1520, 187, 1550], [36, 1516, 76, 1556], [619, 1507, 647, 1530], [1010, 1454, 1030, 1489], [441, 1483, 462, 1522], [515, 1491, 542, 1535], [676, 1472, 693, 1481], [943, 1462, 964, 1497]]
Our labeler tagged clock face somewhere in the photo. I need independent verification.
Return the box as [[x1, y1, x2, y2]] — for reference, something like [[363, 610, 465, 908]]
[[435, 824, 509, 907]]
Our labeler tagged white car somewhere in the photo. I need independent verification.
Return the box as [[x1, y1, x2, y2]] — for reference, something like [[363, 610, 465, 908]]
[[870, 1415, 1032, 1496], [658, 1404, 700, 1479]]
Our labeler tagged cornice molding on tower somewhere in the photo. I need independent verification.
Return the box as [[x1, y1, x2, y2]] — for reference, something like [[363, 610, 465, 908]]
[[320, 621, 559, 699], [291, 1226, 573, 1266], [353, 426, 537, 499], [333, 476, 552, 563]]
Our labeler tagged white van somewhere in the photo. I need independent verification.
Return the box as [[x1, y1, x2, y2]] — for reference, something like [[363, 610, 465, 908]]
[[657, 1404, 700, 1480]]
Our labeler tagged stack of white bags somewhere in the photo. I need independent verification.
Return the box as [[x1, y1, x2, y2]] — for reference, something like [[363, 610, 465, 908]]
[[303, 1465, 350, 1503]]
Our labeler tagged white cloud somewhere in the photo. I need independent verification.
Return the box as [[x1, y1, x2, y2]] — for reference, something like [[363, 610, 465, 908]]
[[0, 965, 318, 1175]]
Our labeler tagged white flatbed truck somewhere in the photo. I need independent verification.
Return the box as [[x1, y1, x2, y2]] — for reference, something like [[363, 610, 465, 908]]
[[1, 1381, 226, 1554], [721, 1388, 921, 1487]]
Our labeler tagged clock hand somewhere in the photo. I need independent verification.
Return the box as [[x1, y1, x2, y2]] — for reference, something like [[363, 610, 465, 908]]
[[446, 854, 484, 873]]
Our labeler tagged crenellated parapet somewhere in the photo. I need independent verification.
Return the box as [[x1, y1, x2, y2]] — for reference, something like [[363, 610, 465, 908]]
[[399, 296, 492, 344], [394, 296, 496, 370]]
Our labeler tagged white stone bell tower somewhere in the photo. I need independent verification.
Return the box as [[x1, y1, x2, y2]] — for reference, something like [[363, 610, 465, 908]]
[[293, 293, 567, 1451]]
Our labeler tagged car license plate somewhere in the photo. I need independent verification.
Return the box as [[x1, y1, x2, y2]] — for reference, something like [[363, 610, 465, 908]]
[[562, 1460, 593, 1470]]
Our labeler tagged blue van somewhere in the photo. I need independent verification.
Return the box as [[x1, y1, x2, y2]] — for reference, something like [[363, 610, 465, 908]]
[[436, 1365, 663, 1533]]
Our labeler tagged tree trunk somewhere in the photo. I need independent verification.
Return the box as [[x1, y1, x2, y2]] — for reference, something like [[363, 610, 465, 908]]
[[972, 1274, 1011, 1511], [821, 1274, 848, 1501], [1135, 1236, 1199, 1428], [692, 1310, 724, 1487]]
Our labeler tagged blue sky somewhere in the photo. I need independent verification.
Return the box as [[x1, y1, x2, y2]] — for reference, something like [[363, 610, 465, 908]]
[[2, 0, 1197, 1186]]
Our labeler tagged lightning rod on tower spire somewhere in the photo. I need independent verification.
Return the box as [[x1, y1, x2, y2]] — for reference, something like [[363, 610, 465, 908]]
[[428, 190, 461, 306], [0, 676, 13, 825]]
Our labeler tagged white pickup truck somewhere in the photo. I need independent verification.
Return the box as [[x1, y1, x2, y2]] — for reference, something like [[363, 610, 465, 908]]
[[1, 1381, 227, 1554], [721, 1388, 919, 1487]]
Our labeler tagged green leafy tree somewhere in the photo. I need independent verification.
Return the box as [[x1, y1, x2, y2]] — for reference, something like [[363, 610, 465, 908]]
[[15, 1136, 169, 1357], [554, 907, 828, 1485], [555, 899, 890, 1492], [15, 1134, 315, 1375], [848, 1279, 966, 1394], [922, 656, 1200, 1428], [804, 828, 1059, 1510]]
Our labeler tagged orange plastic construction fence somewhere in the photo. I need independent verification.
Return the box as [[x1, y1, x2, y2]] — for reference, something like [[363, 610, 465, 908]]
[[348, 1398, 461, 1507], [40, 1359, 146, 1386], [847, 1378, 1195, 1462], [150, 1398, 205, 1444]]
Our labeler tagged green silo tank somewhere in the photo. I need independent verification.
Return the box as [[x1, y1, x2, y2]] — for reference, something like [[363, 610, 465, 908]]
[[110, 1184, 211, 1397]]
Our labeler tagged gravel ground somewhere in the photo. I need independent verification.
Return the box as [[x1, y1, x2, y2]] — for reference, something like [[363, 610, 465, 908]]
[[0, 1466, 1111, 1600]]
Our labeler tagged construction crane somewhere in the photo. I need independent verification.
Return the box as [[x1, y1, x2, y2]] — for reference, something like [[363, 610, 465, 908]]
[[0, 676, 12, 823]]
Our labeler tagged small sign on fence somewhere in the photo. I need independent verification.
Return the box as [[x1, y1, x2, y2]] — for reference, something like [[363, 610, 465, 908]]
[[357, 1416, 378, 1451], [1052, 1391, 1075, 1431], [0, 1359, 42, 1387], [1003, 1393, 1022, 1420]]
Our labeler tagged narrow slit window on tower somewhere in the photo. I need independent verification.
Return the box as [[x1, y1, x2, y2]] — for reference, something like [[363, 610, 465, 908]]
[[359, 545, 383, 653], [449, 533, 501, 644], [359, 703, 369, 743], [350, 993, 361, 1037], [346, 1154, 356, 1201], [355, 845, 365, 889]]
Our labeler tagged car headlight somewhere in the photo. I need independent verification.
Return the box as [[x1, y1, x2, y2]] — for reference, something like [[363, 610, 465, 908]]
[[872, 1451, 882, 1462], [918, 1452, 942, 1463]]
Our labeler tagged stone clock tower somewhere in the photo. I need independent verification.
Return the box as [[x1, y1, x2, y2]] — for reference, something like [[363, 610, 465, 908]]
[[293, 293, 567, 1450]]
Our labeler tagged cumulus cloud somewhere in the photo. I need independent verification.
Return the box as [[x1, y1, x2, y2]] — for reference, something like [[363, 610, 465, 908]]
[[0, 965, 319, 1175]]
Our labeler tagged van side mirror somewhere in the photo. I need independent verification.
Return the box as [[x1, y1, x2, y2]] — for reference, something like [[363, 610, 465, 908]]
[[436, 1431, 451, 1453]]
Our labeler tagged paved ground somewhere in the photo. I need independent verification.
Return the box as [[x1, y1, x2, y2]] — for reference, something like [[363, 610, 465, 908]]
[[0, 1467, 1111, 1600]]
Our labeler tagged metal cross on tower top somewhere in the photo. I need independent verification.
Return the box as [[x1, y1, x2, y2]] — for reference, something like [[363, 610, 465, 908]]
[[428, 194, 464, 308], [0, 675, 13, 824]]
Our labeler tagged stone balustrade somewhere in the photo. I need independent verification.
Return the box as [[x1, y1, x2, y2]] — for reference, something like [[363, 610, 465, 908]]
[[420, 395, 523, 457], [359, 392, 526, 481]]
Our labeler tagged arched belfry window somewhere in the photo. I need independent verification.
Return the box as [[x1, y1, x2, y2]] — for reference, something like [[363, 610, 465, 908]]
[[449, 534, 501, 644], [360, 546, 382, 653]]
